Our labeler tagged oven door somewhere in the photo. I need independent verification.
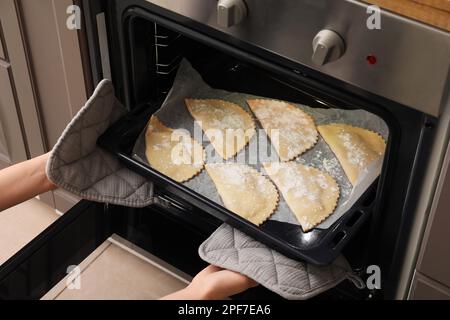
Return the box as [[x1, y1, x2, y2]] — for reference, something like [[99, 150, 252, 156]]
[[0, 199, 216, 300], [0, 201, 109, 299]]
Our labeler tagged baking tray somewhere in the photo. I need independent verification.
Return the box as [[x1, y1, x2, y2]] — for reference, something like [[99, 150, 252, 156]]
[[97, 62, 387, 266], [98, 105, 378, 266]]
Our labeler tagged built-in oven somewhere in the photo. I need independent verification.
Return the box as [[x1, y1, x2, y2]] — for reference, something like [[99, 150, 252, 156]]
[[0, 0, 449, 300]]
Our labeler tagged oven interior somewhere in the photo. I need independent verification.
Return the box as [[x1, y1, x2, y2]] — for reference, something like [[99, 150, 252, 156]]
[[127, 18, 365, 110]]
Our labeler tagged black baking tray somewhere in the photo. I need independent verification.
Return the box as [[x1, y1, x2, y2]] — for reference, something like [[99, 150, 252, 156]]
[[97, 102, 378, 266]]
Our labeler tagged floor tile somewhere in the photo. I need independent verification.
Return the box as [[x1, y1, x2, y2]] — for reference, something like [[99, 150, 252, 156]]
[[0, 199, 59, 264]]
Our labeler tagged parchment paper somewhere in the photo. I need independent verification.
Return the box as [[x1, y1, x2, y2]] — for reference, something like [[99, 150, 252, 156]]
[[133, 60, 388, 230]]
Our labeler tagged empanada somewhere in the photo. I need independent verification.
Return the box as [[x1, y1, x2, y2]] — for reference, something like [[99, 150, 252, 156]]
[[145, 116, 205, 182], [317, 124, 386, 185], [247, 99, 318, 161], [206, 163, 278, 225], [185, 99, 255, 160], [263, 162, 339, 232]]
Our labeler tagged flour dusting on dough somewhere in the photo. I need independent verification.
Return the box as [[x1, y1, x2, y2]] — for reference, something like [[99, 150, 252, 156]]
[[145, 116, 205, 183], [318, 124, 386, 185], [185, 99, 256, 160], [206, 163, 278, 225], [247, 99, 318, 161], [264, 162, 339, 232]]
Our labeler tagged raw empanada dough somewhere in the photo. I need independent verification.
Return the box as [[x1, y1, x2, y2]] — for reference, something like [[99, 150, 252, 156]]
[[317, 124, 386, 185], [205, 164, 278, 225], [185, 99, 256, 160], [263, 162, 339, 232], [247, 99, 318, 161], [145, 116, 205, 183]]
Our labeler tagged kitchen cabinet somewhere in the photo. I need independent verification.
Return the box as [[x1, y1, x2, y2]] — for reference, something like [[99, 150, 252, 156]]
[[364, 0, 450, 31], [0, 57, 27, 169], [0, 0, 89, 211], [410, 272, 450, 300], [19, 0, 88, 211], [0, 0, 41, 169], [410, 141, 450, 299], [19, 0, 87, 149]]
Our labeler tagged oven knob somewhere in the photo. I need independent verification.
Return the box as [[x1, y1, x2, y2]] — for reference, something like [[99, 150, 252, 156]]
[[217, 0, 248, 28], [312, 30, 345, 66]]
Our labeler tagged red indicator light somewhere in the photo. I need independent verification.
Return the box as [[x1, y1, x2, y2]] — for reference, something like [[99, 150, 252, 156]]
[[367, 54, 377, 65]]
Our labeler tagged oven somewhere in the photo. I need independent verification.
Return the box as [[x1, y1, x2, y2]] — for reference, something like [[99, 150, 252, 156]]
[[0, 0, 449, 300]]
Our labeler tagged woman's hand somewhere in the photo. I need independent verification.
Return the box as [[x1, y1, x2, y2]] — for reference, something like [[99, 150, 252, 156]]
[[162, 265, 258, 300], [0, 153, 57, 211]]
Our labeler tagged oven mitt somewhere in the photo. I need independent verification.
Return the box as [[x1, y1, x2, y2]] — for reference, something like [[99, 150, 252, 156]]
[[199, 224, 365, 300], [46, 79, 154, 208]]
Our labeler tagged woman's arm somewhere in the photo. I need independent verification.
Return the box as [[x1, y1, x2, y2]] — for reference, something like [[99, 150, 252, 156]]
[[0, 153, 57, 211], [161, 265, 258, 300]]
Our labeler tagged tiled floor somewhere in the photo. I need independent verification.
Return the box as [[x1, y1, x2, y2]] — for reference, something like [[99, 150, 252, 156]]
[[0, 198, 59, 264]]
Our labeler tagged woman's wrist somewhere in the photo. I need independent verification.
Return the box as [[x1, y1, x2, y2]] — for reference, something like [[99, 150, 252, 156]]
[[160, 286, 207, 300], [34, 153, 57, 191], [186, 283, 214, 300], [180, 285, 210, 300], [0, 152, 57, 211]]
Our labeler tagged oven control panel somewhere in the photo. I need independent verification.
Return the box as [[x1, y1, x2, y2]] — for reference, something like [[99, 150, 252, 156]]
[[217, 0, 248, 28], [312, 30, 346, 66], [144, 0, 450, 117]]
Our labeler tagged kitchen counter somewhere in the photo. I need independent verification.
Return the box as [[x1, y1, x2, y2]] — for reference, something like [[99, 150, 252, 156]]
[[364, 0, 450, 31]]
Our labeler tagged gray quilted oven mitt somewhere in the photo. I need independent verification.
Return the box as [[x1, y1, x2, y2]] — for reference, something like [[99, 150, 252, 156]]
[[46, 79, 154, 207], [199, 224, 365, 300]]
